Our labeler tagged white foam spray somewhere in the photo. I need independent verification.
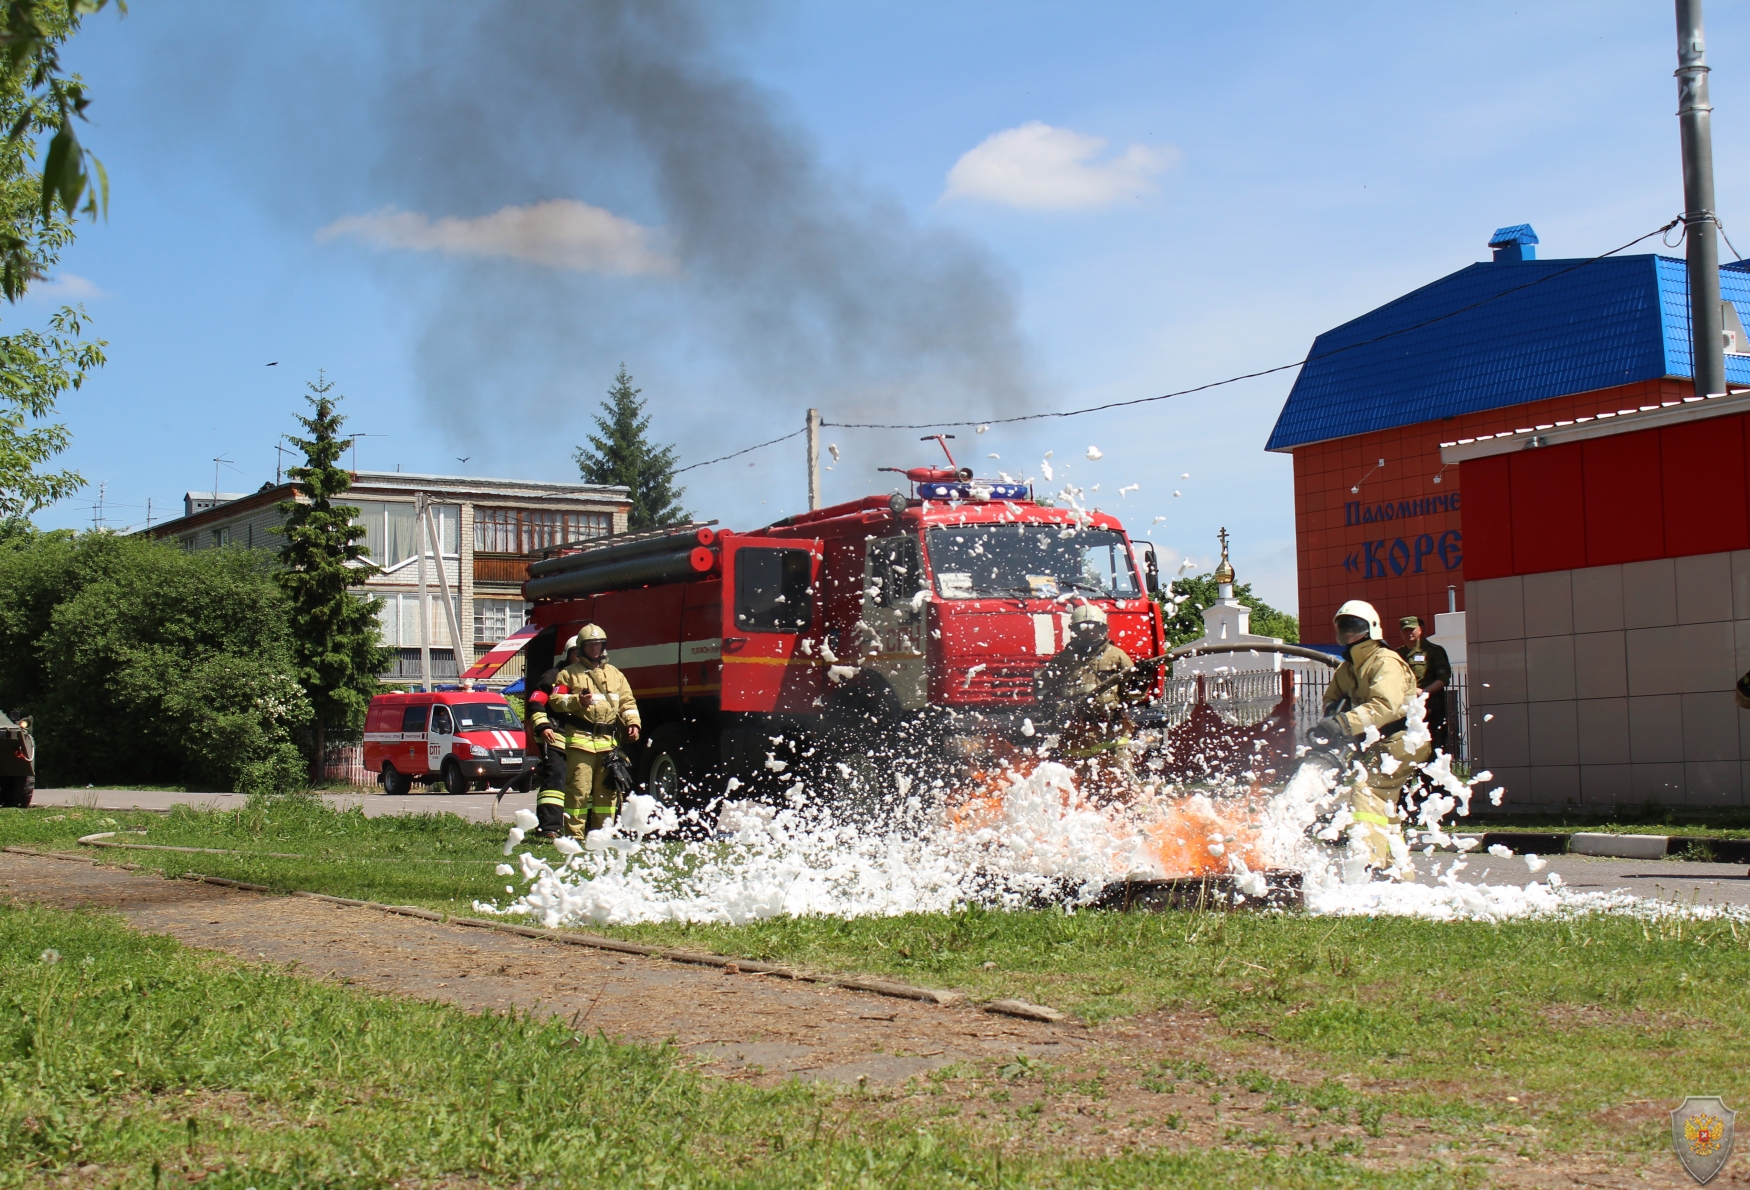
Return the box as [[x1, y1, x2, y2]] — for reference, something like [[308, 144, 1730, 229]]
[[479, 713, 1731, 927]]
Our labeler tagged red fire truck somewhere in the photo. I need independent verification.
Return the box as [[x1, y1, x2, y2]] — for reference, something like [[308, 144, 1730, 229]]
[[465, 459, 1164, 803]]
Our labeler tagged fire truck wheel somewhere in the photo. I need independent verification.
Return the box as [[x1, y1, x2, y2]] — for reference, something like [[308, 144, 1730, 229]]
[[440, 758, 470, 796], [645, 749, 682, 803], [381, 763, 411, 796], [0, 775, 31, 807]]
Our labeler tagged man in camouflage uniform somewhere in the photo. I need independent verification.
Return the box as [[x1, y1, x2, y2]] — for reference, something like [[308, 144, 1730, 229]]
[[1395, 615, 1452, 756], [1305, 599, 1430, 880], [546, 623, 642, 835]]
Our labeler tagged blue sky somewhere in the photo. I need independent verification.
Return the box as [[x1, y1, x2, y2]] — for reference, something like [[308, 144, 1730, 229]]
[[21, 0, 1749, 613]]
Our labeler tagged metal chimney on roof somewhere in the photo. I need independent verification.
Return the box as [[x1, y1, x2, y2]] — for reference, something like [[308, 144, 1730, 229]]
[[1677, 0, 1727, 397], [1489, 225, 1539, 263]]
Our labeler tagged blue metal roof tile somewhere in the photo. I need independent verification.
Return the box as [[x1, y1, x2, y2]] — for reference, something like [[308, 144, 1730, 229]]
[[1265, 252, 1750, 450]]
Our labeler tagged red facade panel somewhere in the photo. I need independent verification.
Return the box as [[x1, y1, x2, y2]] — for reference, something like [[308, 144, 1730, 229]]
[[1662, 414, 1750, 557], [1459, 455, 1513, 581], [1580, 432, 1662, 566], [1508, 444, 1586, 574]]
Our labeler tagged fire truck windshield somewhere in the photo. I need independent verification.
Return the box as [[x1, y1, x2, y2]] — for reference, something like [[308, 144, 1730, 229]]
[[452, 702, 522, 731], [925, 525, 1141, 600]]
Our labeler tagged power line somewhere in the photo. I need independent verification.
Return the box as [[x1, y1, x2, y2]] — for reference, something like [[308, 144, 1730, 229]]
[[821, 218, 1683, 431], [672, 427, 806, 474]]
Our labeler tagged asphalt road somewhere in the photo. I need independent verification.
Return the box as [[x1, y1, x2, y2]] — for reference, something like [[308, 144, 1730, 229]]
[[31, 787, 537, 824], [1407, 850, 1750, 908]]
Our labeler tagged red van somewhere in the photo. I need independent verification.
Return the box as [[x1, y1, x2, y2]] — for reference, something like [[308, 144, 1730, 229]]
[[363, 691, 528, 795]]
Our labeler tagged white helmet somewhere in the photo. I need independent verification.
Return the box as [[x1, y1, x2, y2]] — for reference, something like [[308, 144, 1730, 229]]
[[1333, 599, 1383, 641], [561, 633, 580, 653], [1069, 603, 1108, 629]]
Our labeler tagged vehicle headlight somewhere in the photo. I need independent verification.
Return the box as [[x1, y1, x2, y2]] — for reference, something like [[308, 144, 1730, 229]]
[[469, 744, 492, 758]]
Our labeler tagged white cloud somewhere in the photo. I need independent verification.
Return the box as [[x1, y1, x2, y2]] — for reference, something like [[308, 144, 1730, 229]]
[[317, 199, 674, 275], [943, 121, 1177, 211], [34, 272, 104, 299]]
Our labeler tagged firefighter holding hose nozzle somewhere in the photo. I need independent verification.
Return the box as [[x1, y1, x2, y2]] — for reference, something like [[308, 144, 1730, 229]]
[[1034, 603, 1140, 779], [1304, 600, 1429, 881], [547, 623, 642, 836]]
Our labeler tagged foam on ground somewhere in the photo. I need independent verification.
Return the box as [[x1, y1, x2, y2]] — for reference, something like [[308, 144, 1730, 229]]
[[478, 738, 1735, 926]]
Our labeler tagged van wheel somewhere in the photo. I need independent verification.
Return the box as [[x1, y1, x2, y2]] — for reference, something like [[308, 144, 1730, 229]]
[[381, 763, 411, 796], [441, 759, 470, 796]]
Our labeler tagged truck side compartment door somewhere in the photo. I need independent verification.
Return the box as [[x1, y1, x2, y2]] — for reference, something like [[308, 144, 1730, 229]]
[[861, 533, 928, 711], [719, 536, 826, 714]]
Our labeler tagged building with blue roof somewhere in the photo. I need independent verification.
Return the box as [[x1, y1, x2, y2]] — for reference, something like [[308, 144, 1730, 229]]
[[1275, 224, 1750, 808]]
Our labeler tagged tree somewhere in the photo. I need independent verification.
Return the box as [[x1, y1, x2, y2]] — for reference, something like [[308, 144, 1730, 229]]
[[276, 374, 389, 772], [0, 304, 102, 517], [0, 3, 110, 521], [1158, 572, 1299, 649], [574, 365, 686, 531], [0, 528, 311, 792]]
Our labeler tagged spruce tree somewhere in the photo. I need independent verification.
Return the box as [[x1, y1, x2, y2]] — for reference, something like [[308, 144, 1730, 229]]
[[276, 373, 390, 775], [574, 365, 686, 531]]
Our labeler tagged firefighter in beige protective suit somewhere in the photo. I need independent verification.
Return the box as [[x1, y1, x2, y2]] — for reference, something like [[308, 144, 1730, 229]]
[[1034, 603, 1139, 783], [1304, 600, 1430, 880], [546, 624, 641, 836]]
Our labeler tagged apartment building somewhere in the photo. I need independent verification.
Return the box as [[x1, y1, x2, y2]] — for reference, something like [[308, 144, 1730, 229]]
[[147, 471, 630, 684]]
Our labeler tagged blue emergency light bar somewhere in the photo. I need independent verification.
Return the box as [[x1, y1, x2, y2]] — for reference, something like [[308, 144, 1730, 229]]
[[917, 481, 1031, 501]]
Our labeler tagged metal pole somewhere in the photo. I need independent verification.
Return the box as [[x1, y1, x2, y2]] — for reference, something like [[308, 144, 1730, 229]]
[[416, 492, 431, 692], [806, 408, 821, 511], [424, 503, 468, 689], [1678, 0, 1727, 398]]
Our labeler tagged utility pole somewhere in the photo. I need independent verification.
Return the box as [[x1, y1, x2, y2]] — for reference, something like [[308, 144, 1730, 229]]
[[146, 496, 153, 530], [806, 408, 822, 511], [416, 491, 431, 692], [1678, 0, 1726, 398]]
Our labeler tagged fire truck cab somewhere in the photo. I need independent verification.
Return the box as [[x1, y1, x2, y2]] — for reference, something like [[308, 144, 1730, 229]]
[[501, 466, 1164, 805]]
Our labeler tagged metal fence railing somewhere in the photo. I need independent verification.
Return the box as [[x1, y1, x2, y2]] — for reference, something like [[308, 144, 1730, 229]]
[[1439, 671, 1470, 764], [1157, 664, 1337, 737]]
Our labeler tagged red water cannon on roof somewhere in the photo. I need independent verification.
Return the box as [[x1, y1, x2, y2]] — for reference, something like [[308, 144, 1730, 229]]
[[880, 434, 975, 485]]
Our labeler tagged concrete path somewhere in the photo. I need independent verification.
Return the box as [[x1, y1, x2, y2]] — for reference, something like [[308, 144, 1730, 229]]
[[31, 787, 537, 823]]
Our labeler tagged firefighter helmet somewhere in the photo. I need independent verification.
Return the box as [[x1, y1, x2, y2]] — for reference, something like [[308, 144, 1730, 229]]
[[578, 624, 608, 643], [1333, 599, 1383, 641], [1069, 603, 1108, 628]]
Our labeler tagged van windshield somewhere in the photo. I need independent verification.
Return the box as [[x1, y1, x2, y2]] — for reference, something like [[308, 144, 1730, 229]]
[[925, 524, 1141, 600], [452, 702, 522, 731]]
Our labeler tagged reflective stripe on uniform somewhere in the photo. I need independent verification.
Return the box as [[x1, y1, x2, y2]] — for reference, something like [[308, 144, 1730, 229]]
[[537, 790, 566, 806], [1350, 810, 1393, 827]]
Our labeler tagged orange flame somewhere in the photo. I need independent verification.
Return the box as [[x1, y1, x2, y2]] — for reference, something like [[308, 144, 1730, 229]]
[[950, 753, 1265, 878]]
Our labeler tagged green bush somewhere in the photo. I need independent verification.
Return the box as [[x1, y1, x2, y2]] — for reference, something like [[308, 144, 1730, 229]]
[[0, 529, 309, 790]]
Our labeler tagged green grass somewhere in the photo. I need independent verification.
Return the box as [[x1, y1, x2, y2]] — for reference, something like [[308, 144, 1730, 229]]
[[0, 902, 1458, 1188], [1464, 810, 1750, 837], [3, 798, 513, 911], [5, 798, 1750, 1164]]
